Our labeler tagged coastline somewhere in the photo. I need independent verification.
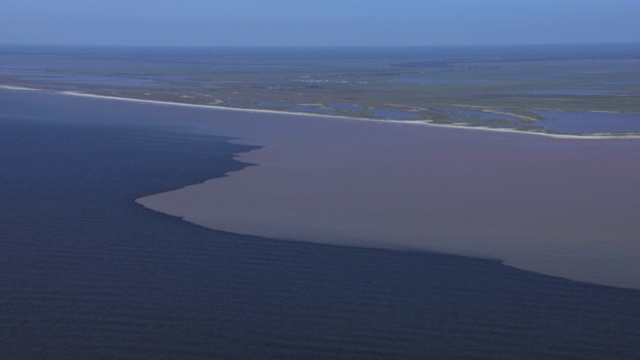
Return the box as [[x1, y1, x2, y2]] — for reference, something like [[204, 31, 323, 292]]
[[0, 85, 39, 91], [4, 85, 640, 289], [58, 91, 640, 140], [118, 91, 638, 290], [2, 85, 640, 140]]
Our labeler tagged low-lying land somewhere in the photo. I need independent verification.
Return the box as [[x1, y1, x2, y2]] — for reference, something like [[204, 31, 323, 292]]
[[1, 44, 639, 135]]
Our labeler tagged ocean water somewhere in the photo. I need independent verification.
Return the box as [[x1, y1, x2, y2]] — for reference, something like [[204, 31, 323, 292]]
[[1, 89, 639, 359]]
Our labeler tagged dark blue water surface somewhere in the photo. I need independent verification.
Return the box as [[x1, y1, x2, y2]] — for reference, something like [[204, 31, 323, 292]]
[[1, 89, 639, 359]]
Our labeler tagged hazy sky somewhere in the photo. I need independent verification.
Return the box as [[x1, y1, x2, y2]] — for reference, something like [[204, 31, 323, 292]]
[[1, 0, 638, 46]]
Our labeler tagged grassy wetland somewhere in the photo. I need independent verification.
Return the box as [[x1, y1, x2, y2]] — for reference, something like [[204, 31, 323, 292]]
[[2, 43, 639, 135]]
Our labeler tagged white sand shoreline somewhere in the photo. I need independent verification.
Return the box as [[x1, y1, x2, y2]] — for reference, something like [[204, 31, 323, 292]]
[[60, 91, 640, 140], [0, 85, 39, 91], [3, 85, 639, 140]]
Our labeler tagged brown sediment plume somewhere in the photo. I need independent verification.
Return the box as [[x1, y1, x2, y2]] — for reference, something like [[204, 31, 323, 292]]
[[130, 104, 640, 290]]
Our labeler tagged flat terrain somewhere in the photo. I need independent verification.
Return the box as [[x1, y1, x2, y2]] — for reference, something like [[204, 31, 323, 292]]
[[1, 44, 639, 135]]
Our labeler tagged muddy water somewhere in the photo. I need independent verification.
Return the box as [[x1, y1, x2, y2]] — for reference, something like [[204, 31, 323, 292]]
[[137, 109, 640, 289]]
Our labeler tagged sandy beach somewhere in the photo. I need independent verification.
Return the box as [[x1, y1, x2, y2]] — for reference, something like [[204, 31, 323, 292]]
[[58, 90, 640, 140], [0, 85, 38, 91], [3, 85, 639, 139]]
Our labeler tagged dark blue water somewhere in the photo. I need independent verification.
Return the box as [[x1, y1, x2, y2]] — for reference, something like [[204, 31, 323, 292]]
[[1, 90, 640, 359]]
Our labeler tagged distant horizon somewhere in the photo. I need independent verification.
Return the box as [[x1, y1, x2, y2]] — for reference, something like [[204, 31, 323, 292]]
[[2, 41, 640, 49]]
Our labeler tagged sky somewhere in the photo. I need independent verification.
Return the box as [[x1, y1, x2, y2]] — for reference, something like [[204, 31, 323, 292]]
[[0, 0, 638, 47]]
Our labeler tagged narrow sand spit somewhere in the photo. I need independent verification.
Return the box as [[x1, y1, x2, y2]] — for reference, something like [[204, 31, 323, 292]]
[[0, 85, 39, 91], [59, 91, 640, 140]]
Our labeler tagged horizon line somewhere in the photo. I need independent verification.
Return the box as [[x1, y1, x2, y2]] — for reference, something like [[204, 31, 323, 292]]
[[1, 41, 639, 49]]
